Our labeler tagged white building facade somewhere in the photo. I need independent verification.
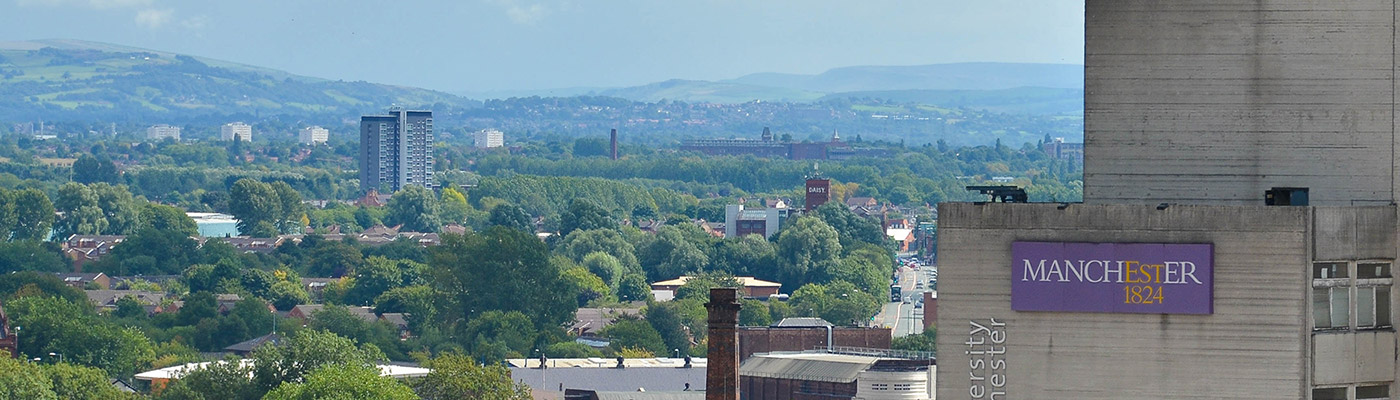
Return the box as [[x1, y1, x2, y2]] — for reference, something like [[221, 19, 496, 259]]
[[299, 126, 329, 145], [474, 128, 503, 148], [146, 124, 181, 141], [220, 122, 252, 142]]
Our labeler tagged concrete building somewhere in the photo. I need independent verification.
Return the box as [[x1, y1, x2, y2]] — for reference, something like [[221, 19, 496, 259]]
[[145, 124, 180, 141], [220, 122, 252, 142], [299, 126, 328, 145], [935, 2, 1400, 399], [473, 128, 503, 148], [360, 109, 434, 193], [739, 352, 935, 400], [724, 205, 783, 239]]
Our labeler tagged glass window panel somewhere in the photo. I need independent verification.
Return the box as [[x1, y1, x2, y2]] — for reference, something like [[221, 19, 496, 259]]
[[1331, 289, 1350, 328], [1357, 384, 1389, 399], [1361, 263, 1392, 279], [1359, 287, 1375, 327], [1314, 287, 1333, 329], [1314, 262, 1348, 279], [1313, 387, 1347, 400], [1380, 286, 1392, 328]]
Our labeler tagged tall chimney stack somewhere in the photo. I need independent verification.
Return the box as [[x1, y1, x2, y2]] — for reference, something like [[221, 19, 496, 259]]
[[706, 288, 741, 400], [610, 129, 619, 160]]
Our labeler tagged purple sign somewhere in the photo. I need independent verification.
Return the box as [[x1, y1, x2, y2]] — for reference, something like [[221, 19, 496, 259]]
[[1011, 242, 1214, 315]]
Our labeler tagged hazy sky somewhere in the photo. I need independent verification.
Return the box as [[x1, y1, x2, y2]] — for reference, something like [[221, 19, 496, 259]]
[[2, 0, 1085, 92]]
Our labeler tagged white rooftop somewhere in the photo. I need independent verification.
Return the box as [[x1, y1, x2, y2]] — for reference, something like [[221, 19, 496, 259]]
[[134, 360, 430, 381]]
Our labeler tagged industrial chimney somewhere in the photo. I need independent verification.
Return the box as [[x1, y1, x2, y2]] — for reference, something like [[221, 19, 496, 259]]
[[706, 288, 741, 400], [610, 129, 619, 160]]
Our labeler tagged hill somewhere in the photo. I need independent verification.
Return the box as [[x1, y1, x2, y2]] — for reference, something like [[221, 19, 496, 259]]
[[730, 62, 1084, 92], [0, 39, 473, 122], [819, 87, 1084, 115], [569, 63, 1085, 113], [597, 79, 825, 103]]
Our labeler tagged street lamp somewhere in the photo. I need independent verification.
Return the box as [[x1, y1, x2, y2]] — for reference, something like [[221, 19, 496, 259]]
[[673, 348, 680, 358], [48, 352, 61, 363]]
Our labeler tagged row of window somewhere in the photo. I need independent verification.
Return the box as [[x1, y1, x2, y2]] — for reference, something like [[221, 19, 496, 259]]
[[1313, 262, 1392, 331], [1314, 384, 1388, 400]]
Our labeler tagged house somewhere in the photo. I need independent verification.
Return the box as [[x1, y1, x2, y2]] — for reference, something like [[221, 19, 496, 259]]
[[57, 272, 111, 289], [0, 301, 15, 358], [299, 278, 338, 301], [85, 290, 167, 314], [355, 189, 392, 207], [209, 237, 284, 254], [223, 333, 282, 356], [886, 227, 914, 252], [845, 197, 877, 208], [570, 307, 643, 336], [650, 276, 781, 299], [216, 294, 243, 313], [62, 235, 126, 270], [288, 305, 412, 338]]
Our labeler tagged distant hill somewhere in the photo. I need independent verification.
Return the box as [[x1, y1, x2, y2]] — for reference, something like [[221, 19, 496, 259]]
[[0, 39, 473, 122], [564, 63, 1085, 113], [820, 87, 1085, 115], [729, 63, 1084, 92], [597, 79, 825, 103]]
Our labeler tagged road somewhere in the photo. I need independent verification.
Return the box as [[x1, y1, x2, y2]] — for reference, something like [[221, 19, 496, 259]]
[[876, 263, 935, 338]]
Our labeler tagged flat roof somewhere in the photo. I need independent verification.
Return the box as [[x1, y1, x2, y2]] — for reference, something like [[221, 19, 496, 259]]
[[134, 360, 429, 381]]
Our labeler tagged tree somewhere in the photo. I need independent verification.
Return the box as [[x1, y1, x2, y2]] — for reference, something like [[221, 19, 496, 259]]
[[228, 179, 281, 237], [616, 274, 651, 302], [890, 329, 936, 355], [710, 234, 778, 278], [97, 227, 199, 276], [558, 229, 641, 273], [639, 225, 709, 281], [6, 296, 156, 377], [487, 203, 533, 233], [813, 202, 889, 250], [346, 256, 412, 306], [264, 364, 418, 400], [268, 281, 311, 311], [385, 185, 441, 233], [53, 183, 106, 238], [600, 318, 666, 355], [559, 266, 611, 306], [10, 189, 54, 241], [373, 285, 436, 331], [431, 228, 577, 330], [269, 181, 305, 234], [559, 198, 615, 236], [775, 216, 843, 290], [412, 353, 531, 400], [43, 361, 140, 400], [788, 280, 880, 327], [439, 187, 473, 225], [72, 154, 119, 185], [0, 357, 56, 400], [580, 252, 622, 289], [459, 310, 535, 357], [141, 203, 199, 236], [645, 302, 691, 354], [306, 241, 365, 278], [0, 241, 69, 274], [249, 330, 386, 396]]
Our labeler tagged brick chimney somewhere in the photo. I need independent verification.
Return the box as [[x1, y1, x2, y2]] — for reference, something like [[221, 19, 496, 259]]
[[706, 288, 741, 400], [610, 129, 619, 160]]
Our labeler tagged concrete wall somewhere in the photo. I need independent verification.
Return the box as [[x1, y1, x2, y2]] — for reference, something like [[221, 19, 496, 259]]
[[935, 203, 1311, 399], [1085, 1, 1399, 206]]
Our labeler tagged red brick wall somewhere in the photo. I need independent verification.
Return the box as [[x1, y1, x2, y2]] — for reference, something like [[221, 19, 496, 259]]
[[737, 327, 892, 361]]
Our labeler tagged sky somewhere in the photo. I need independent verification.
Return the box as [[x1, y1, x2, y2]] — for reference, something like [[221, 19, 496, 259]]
[[1, 0, 1085, 92]]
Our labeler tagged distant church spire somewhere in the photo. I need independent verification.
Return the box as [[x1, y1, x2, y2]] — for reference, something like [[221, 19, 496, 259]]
[[831, 129, 840, 142]]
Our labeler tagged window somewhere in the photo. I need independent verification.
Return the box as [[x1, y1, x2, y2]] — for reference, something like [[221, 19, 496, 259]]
[[1312, 387, 1346, 400], [1314, 261, 1393, 331], [1314, 262, 1350, 330], [1357, 384, 1390, 399]]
